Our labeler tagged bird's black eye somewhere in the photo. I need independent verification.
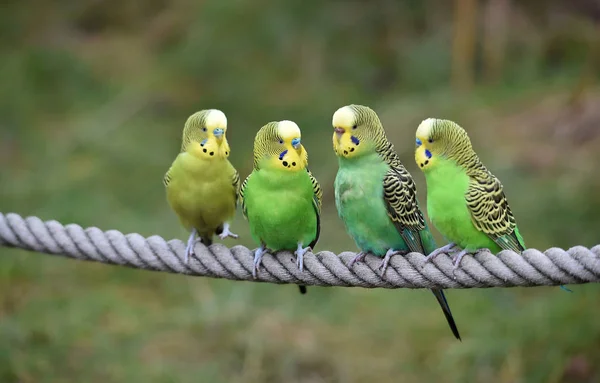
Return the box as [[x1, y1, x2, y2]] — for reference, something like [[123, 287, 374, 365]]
[[428, 138, 433, 143], [279, 139, 284, 144], [352, 125, 357, 130], [203, 128, 207, 132]]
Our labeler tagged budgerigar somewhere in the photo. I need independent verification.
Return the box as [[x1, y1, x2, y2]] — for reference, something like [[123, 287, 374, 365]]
[[164, 109, 240, 263], [414, 118, 570, 292], [332, 104, 461, 340], [240, 120, 322, 295]]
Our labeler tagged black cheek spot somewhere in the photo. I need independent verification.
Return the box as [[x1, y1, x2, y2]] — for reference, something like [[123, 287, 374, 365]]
[[203, 148, 207, 153], [420, 163, 424, 167], [210, 152, 214, 156], [282, 161, 288, 167], [292, 162, 296, 166], [343, 150, 348, 155], [225, 151, 228, 155], [350, 148, 355, 152], [424, 160, 429, 165]]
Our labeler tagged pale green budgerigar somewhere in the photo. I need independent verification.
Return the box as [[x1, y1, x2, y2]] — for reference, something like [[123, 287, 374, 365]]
[[164, 109, 240, 263]]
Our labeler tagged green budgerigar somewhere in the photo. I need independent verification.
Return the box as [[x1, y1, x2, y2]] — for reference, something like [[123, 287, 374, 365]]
[[332, 104, 461, 340], [240, 120, 322, 294], [164, 109, 240, 263], [414, 118, 530, 269]]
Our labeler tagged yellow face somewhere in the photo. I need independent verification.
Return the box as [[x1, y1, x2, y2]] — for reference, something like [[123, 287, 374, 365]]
[[331, 106, 362, 159], [264, 120, 308, 172], [188, 109, 231, 160], [414, 118, 439, 172]]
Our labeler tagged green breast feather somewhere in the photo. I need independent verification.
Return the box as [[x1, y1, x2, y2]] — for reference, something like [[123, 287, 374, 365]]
[[242, 168, 318, 251]]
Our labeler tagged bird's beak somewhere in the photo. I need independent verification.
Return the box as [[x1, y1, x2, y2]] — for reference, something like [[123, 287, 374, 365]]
[[334, 127, 345, 139], [213, 128, 225, 140], [291, 137, 301, 150]]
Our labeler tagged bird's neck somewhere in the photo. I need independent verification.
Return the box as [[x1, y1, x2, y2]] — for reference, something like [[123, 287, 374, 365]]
[[254, 165, 310, 190], [337, 151, 381, 169], [423, 157, 469, 194]]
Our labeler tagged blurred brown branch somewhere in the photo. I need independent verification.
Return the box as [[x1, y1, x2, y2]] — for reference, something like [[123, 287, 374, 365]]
[[452, 0, 478, 92], [482, 0, 510, 84]]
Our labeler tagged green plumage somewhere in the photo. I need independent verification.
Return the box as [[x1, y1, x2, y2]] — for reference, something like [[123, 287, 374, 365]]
[[332, 105, 461, 340], [243, 165, 318, 250], [335, 153, 433, 256], [424, 157, 525, 253], [415, 118, 525, 254], [241, 121, 321, 294], [416, 118, 572, 292]]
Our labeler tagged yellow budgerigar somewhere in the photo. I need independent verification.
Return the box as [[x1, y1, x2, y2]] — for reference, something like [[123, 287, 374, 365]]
[[164, 109, 240, 263]]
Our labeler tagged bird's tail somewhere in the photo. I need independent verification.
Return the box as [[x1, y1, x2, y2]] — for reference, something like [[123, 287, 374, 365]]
[[431, 289, 461, 341]]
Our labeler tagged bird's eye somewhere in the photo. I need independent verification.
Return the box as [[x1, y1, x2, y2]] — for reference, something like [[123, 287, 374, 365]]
[[428, 138, 433, 143], [202, 128, 207, 132], [279, 139, 284, 144], [416, 138, 422, 147], [352, 125, 357, 130]]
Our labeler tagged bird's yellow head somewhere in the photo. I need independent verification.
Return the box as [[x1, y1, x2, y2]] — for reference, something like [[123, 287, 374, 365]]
[[253, 120, 308, 171], [415, 118, 473, 172], [182, 109, 231, 159], [332, 104, 382, 159]]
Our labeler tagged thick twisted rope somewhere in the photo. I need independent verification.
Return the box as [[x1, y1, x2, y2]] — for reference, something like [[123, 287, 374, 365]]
[[0, 212, 599, 289]]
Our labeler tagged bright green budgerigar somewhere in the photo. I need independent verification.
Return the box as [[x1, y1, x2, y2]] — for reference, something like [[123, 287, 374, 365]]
[[240, 120, 322, 294], [414, 118, 526, 268], [414, 118, 571, 294], [164, 109, 240, 263], [332, 104, 461, 340]]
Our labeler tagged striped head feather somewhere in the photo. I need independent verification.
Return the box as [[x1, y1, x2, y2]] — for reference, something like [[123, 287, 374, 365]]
[[415, 118, 480, 174], [182, 109, 231, 159], [253, 120, 308, 171], [332, 104, 403, 166]]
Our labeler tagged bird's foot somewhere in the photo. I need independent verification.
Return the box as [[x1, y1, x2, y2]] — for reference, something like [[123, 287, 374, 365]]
[[378, 249, 406, 276], [185, 243, 195, 264], [218, 223, 239, 240], [348, 251, 368, 269], [450, 248, 476, 276], [252, 246, 266, 279], [424, 242, 457, 265], [184, 229, 197, 264], [294, 244, 312, 272]]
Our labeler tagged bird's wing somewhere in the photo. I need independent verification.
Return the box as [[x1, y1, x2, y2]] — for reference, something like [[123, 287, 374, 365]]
[[307, 168, 322, 249], [466, 171, 525, 252], [239, 173, 251, 220], [163, 167, 172, 188], [232, 168, 240, 206], [382, 164, 427, 254]]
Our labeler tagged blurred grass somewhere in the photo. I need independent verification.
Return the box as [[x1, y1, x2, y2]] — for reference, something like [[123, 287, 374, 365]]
[[1, 0, 600, 382]]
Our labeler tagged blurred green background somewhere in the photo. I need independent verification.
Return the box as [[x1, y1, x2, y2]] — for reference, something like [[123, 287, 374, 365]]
[[1, 0, 599, 382]]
